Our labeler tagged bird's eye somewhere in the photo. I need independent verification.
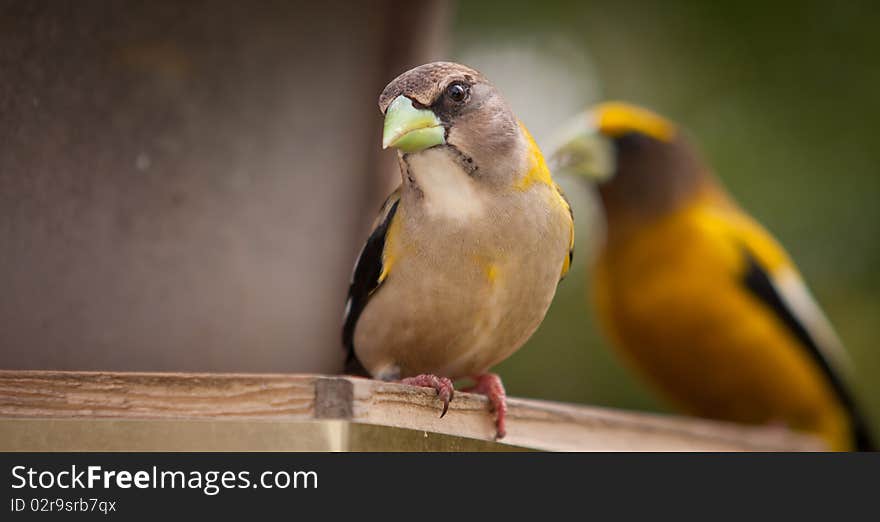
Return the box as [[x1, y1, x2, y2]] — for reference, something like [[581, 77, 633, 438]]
[[446, 82, 469, 103]]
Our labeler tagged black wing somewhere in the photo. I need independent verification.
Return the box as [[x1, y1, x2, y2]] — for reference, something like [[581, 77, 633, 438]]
[[741, 250, 874, 450], [341, 190, 401, 376]]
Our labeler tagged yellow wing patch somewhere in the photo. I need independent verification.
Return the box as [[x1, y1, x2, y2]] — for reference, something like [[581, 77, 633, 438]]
[[376, 190, 403, 286], [694, 200, 794, 276], [696, 198, 850, 365]]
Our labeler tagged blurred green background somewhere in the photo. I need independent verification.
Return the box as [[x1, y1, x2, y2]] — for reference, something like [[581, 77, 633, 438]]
[[452, 0, 880, 431]]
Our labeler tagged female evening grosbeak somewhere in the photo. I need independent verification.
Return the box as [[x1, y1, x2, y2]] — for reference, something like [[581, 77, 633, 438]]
[[549, 102, 873, 451], [342, 62, 574, 439]]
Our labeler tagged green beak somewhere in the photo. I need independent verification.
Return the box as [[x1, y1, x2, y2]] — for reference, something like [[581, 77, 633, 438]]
[[546, 112, 616, 183], [382, 95, 445, 153]]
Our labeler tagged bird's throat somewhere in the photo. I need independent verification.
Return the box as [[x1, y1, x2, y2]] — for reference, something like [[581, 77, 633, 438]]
[[404, 148, 485, 220]]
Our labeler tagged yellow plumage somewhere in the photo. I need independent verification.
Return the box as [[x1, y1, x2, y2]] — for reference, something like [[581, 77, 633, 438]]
[[552, 102, 872, 450], [517, 121, 574, 278], [594, 190, 851, 449]]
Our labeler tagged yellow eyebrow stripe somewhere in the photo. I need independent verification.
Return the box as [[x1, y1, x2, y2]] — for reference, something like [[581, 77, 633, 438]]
[[594, 102, 677, 142]]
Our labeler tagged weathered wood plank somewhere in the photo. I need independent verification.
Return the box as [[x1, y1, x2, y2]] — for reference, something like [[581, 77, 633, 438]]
[[0, 371, 824, 451], [0, 420, 522, 452], [0, 371, 316, 419]]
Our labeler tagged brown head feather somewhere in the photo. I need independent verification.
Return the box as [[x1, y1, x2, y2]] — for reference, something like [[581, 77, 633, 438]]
[[378, 62, 485, 113], [378, 61, 526, 188], [592, 105, 726, 239]]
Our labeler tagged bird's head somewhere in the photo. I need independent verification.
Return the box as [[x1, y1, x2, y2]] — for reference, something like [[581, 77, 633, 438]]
[[379, 61, 526, 186], [547, 101, 680, 183], [548, 102, 712, 223]]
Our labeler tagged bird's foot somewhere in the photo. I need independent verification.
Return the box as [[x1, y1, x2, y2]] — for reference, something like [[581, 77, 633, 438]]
[[464, 373, 508, 440], [400, 374, 455, 418]]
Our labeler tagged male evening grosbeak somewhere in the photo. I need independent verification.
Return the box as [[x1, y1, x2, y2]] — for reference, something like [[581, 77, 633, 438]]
[[549, 102, 874, 451], [342, 62, 573, 439]]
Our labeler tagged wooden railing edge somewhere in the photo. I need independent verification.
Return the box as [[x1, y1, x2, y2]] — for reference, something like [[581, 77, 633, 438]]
[[0, 370, 825, 451]]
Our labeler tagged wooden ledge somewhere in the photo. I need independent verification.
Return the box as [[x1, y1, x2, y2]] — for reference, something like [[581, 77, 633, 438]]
[[0, 370, 824, 451]]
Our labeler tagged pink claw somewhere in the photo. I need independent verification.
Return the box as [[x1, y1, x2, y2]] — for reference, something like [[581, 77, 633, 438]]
[[465, 373, 508, 440], [400, 374, 455, 418]]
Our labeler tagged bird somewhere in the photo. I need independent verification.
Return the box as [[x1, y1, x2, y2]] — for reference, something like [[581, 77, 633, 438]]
[[342, 62, 574, 439], [547, 101, 874, 451]]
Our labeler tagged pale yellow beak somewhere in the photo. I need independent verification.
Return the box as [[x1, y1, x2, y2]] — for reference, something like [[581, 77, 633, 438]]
[[546, 112, 616, 182], [382, 95, 445, 153]]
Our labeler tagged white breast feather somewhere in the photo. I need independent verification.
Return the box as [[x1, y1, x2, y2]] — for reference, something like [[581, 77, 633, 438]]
[[407, 149, 485, 220]]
